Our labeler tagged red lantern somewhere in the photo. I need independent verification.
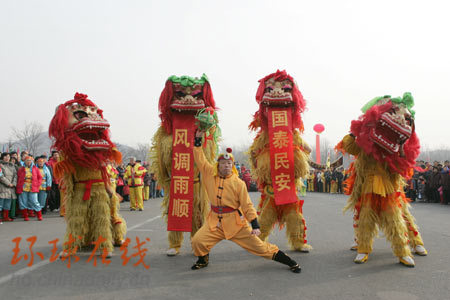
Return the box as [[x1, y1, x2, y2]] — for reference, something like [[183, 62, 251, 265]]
[[313, 123, 325, 134]]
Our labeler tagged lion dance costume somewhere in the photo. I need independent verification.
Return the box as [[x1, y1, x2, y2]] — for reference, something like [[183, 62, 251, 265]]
[[150, 74, 219, 256], [249, 70, 312, 252], [336, 92, 427, 267], [49, 93, 126, 256]]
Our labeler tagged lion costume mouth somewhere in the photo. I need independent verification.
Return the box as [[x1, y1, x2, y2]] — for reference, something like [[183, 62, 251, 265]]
[[261, 94, 293, 106], [72, 118, 111, 150], [170, 98, 205, 111], [370, 110, 413, 154]]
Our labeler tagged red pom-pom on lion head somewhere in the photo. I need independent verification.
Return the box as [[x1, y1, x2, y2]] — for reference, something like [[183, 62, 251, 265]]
[[250, 70, 306, 132], [351, 93, 420, 177], [158, 74, 216, 134], [49, 93, 121, 174]]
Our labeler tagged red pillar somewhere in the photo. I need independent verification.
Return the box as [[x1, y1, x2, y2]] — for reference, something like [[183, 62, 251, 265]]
[[316, 134, 321, 164]]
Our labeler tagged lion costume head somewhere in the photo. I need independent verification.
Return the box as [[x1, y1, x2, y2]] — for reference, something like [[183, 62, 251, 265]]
[[350, 92, 420, 177], [49, 93, 121, 177], [158, 74, 216, 134], [249, 70, 306, 132]]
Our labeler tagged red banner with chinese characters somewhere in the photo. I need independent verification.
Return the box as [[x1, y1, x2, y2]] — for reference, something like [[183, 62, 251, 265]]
[[267, 107, 298, 205], [167, 114, 195, 232]]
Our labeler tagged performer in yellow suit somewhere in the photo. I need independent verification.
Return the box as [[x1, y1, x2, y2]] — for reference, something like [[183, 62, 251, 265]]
[[124, 157, 146, 211], [191, 130, 301, 273]]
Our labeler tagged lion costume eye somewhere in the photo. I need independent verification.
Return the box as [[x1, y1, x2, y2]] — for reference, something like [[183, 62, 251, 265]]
[[176, 91, 185, 97], [265, 86, 273, 93], [191, 90, 202, 97], [283, 85, 292, 92]]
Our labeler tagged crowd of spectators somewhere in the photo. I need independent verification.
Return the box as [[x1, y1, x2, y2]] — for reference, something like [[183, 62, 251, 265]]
[[0, 150, 60, 224], [235, 162, 257, 192], [306, 167, 346, 194], [0, 149, 165, 224], [405, 160, 450, 204]]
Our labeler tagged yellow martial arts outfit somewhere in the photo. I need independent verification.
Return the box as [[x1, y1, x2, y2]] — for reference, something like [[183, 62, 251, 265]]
[[191, 146, 279, 259], [124, 163, 146, 210]]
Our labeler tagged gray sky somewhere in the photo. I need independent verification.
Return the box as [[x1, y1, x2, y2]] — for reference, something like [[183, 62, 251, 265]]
[[1, 0, 449, 151]]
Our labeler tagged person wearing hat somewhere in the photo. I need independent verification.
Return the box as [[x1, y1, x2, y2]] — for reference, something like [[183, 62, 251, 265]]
[[35, 156, 52, 213], [190, 130, 301, 273]]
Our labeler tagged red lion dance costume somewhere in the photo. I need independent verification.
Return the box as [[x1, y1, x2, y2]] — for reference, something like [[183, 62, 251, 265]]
[[150, 74, 219, 256], [49, 93, 126, 256], [336, 93, 427, 267], [249, 70, 312, 252]]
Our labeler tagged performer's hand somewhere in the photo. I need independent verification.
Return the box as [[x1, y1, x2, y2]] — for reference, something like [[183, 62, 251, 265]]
[[106, 185, 114, 198], [195, 129, 206, 138], [251, 229, 261, 236]]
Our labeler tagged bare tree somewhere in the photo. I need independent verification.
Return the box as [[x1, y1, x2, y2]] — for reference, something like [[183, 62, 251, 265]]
[[11, 121, 44, 155], [135, 143, 150, 162], [418, 145, 450, 163], [116, 142, 151, 163]]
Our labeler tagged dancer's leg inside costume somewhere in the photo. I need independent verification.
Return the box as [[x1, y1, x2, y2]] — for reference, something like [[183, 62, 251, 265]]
[[284, 209, 309, 251], [65, 187, 113, 252], [258, 197, 277, 242], [356, 201, 411, 258], [402, 204, 425, 248]]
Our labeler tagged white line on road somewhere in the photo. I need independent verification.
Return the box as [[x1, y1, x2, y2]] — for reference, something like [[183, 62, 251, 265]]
[[127, 215, 161, 231], [0, 215, 161, 286]]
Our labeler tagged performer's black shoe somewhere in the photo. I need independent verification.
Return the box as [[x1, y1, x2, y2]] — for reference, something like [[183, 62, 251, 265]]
[[273, 250, 301, 273], [191, 254, 209, 270]]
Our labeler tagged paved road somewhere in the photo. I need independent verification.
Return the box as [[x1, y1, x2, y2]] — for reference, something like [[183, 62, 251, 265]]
[[0, 192, 449, 300]]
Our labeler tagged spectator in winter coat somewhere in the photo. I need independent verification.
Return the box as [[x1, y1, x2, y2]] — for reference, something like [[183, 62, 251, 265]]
[[441, 162, 450, 205], [35, 156, 52, 213], [16, 156, 43, 221], [416, 176, 426, 201], [46, 151, 60, 212], [429, 167, 442, 203], [0, 153, 18, 221]]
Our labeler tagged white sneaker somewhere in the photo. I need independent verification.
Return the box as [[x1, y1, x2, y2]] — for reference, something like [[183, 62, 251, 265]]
[[354, 253, 369, 264], [350, 241, 358, 251], [166, 248, 179, 256], [415, 245, 428, 256], [399, 256, 415, 267], [299, 244, 312, 253]]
